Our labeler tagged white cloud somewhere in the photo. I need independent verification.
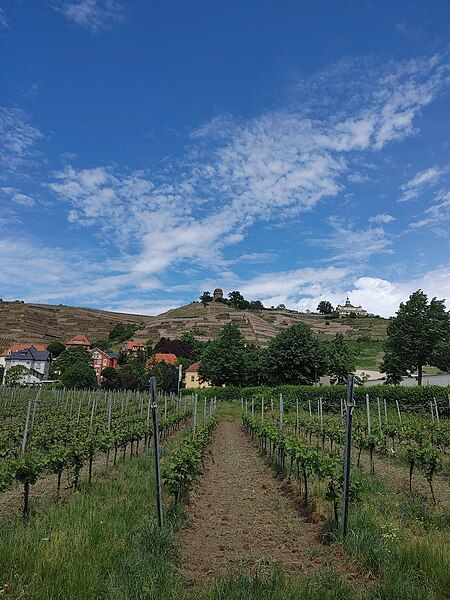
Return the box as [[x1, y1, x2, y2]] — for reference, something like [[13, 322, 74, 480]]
[[0, 8, 8, 28], [57, 0, 124, 32], [266, 265, 450, 317], [398, 165, 447, 201], [47, 54, 449, 283], [409, 189, 450, 231], [311, 217, 392, 261], [2, 187, 35, 207], [0, 107, 43, 170], [369, 213, 396, 224], [239, 266, 348, 299], [104, 298, 184, 316]]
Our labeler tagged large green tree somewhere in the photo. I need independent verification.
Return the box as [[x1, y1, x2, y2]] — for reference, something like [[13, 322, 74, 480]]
[[381, 290, 450, 385], [327, 333, 355, 384], [228, 290, 250, 310], [46, 341, 66, 358], [199, 323, 246, 386], [60, 363, 98, 389], [264, 323, 328, 385], [317, 300, 334, 315], [4, 365, 28, 386], [53, 346, 92, 378], [243, 344, 267, 387]]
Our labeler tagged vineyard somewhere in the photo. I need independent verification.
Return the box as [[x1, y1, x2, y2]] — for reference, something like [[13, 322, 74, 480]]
[[0, 386, 449, 599]]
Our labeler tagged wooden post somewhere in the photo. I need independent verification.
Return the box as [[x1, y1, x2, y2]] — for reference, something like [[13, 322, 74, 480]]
[[377, 397, 382, 433], [342, 373, 355, 538], [150, 377, 163, 528], [433, 397, 440, 422], [395, 399, 402, 426], [279, 393, 283, 431], [193, 394, 198, 436]]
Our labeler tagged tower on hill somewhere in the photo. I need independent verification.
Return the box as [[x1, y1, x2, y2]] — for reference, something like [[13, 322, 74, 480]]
[[213, 288, 224, 301]]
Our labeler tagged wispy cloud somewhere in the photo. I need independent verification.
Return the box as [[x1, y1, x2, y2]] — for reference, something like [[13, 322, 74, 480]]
[[0, 107, 43, 170], [369, 213, 396, 224], [0, 8, 8, 28], [409, 189, 450, 232], [312, 217, 393, 261], [398, 165, 447, 201], [48, 53, 449, 289], [56, 0, 124, 33], [1, 187, 35, 207]]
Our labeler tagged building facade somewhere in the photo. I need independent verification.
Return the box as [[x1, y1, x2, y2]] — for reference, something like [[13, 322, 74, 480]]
[[3, 348, 51, 385], [336, 297, 367, 316], [91, 348, 118, 380], [66, 335, 92, 349], [184, 362, 211, 389]]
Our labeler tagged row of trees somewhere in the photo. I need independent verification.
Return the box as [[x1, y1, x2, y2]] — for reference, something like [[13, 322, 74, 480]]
[[199, 290, 264, 310], [199, 290, 449, 387], [198, 322, 354, 387]]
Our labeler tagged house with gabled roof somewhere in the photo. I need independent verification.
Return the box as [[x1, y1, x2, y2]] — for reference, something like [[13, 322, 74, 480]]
[[3, 347, 51, 385], [66, 335, 92, 349], [91, 348, 118, 380]]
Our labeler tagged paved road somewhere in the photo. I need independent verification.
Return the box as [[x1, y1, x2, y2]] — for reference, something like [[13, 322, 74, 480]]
[[365, 374, 450, 387]]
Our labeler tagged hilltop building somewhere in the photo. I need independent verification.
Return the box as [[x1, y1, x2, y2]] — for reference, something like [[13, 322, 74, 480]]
[[336, 296, 367, 316], [184, 362, 211, 389], [213, 288, 224, 301]]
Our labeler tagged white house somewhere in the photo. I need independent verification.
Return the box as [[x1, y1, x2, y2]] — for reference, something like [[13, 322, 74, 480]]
[[3, 347, 52, 385]]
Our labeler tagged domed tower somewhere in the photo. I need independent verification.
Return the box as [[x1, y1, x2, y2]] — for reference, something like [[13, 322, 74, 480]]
[[213, 288, 224, 301]]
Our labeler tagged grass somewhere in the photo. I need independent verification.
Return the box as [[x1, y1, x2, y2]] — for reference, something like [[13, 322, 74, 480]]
[[1, 403, 448, 599]]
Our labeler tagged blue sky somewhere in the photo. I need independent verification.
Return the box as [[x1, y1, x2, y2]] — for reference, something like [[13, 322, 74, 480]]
[[0, 0, 449, 317]]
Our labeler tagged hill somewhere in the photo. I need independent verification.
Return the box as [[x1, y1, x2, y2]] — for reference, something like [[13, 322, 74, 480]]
[[0, 301, 153, 351], [0, 300, 388, 367]]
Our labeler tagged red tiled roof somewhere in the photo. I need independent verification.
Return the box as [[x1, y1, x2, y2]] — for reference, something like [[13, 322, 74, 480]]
[[186, 362, 200, 372], [148, 353, 178, 366], [126, 340, 145, 350], [66, 335, 91, 346], [2, 343, 46, 356]]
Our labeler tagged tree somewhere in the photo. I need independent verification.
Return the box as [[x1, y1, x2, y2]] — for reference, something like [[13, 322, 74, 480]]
[[243, 345, 267, 387], [264, 323, 328, 385], [146, 361, 179, 393], [92, 339, 110, 352], [249, 300, 264, 310], [228, 291, 250, 310], [47, 341, 66, 358], [199, 323, 246, 386], [100, 366, 122, 390], [317, 301, 333, 315], [154, 337, 192, 358], [108, 323, 138, 343], [60, 362, 97, 389], [54, 346, 91, 374], [327, 333, 355, 384], [199, 291, 213, 305], [4, 365, 28, 386], [180, 332, 205, 361], [120, 360, 146, 391], [381, 290, 450, 385]]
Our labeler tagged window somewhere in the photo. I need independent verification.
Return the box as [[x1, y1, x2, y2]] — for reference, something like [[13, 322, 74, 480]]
[[190, 375, 195, 381]]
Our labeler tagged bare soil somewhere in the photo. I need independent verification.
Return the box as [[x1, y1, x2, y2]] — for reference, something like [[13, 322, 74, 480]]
[[178, 421, 365, 586]]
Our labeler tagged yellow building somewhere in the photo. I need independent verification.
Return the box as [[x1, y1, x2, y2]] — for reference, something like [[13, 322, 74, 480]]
[[184, 362, 211, 389]]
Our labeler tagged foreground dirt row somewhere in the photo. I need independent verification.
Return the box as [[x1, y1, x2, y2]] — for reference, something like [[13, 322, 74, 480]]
[[178, 420, 362, 584]]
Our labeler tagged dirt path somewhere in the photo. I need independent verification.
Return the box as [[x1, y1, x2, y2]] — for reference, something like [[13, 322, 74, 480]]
[[178, 421, 363, 585]]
